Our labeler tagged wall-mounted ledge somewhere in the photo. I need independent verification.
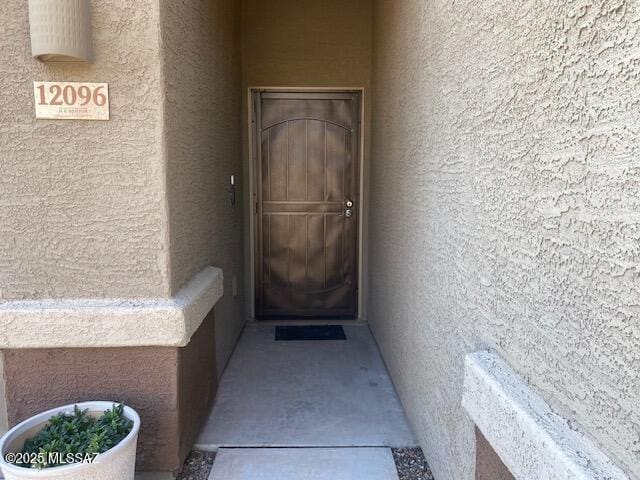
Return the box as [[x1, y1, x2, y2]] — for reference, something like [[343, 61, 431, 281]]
[[462, 350, 629, 480], [0, 267, 223, 349]]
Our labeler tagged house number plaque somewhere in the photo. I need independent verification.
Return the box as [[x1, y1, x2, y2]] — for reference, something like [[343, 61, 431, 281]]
[[33, 82, 109, 121]]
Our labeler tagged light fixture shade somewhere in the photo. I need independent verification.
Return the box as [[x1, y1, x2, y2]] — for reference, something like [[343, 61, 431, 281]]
[[28, 0, 93, 62]]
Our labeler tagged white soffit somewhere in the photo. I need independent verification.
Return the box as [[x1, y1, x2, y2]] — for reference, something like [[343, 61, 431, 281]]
[[462, 350, 630, 480], [0, 267, 223, 349]]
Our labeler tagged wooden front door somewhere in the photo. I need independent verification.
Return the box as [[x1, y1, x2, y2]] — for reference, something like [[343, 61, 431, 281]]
[[254, 91, 360, 318]]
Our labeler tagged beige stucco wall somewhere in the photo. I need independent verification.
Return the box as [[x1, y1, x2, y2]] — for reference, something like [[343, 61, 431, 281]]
[[242, 0, 372, 89], [0, 0, 235, 444], [369, 1, 640, 479], [160, 0, 244, 375], [0, 0, 170, 300], [241, 0, 372, 319]]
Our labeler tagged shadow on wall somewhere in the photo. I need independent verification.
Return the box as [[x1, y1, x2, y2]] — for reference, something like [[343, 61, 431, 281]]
[[475, 429, 515, 480]]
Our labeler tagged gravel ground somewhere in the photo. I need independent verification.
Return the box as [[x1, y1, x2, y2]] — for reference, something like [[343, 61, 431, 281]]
[[176, 448, 433, 479], [392, 448, 435, 480], [176, 451, 216, 480]]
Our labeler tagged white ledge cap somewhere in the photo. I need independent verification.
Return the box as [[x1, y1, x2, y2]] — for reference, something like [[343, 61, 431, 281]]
[[0, 267, 223, 348], [462, 350, 630, 480]]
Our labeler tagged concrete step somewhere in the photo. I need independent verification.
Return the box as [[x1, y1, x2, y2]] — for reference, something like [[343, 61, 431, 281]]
[[208, 447, 400, 480]]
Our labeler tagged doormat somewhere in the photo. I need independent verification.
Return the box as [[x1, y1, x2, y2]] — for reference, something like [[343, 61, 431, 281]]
[[275, 325, 346, 341]]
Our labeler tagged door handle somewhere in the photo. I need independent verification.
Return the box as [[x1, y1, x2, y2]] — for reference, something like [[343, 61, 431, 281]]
[[344, 199, 354, 218]]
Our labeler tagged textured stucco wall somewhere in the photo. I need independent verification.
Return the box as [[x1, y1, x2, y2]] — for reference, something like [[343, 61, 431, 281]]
[[369, 1, 640, 479], [0, 0, 170, 300], [242, 0, 372, 89], [160, 0, 244, 376], [2, 311, 217, 473], [241, 0, 373, 319]]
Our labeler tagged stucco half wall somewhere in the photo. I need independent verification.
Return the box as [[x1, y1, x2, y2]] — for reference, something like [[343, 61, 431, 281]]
[[0, 267, 222, 348], [2, 311, 217, 473], [463, 351, 629, 480], [369, 1, 640, 479]]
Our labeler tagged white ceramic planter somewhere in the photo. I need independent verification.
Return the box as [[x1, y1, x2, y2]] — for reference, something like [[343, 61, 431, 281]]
[[0, 401, 140, 480]]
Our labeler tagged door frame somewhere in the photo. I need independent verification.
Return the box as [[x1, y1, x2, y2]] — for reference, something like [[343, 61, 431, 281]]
[[247, 87, 366, 321]]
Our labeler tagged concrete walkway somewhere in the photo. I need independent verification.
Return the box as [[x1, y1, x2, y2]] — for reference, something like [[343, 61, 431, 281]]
[[197, 324, 416, 479]]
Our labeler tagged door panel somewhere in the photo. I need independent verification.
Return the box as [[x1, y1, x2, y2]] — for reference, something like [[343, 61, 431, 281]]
[[255, 92, 360, 318]]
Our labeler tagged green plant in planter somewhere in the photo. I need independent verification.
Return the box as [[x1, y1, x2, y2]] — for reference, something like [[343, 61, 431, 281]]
[[19, 403, 133, 469]]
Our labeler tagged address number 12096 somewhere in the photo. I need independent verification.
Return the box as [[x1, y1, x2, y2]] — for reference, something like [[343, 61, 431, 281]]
[[37, 84, 107, 107], [33, 81, 110, 121]]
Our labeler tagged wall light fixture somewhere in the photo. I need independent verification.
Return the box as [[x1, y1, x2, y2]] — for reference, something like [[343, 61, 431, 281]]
[[28, 0, 93, 63]]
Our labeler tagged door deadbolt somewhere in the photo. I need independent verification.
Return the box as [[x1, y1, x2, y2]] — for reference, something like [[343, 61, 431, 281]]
[[344, 199, 354, 218]]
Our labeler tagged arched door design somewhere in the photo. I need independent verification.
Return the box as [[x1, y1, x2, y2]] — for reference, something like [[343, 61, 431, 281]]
[[254, 91, 360, 318]]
